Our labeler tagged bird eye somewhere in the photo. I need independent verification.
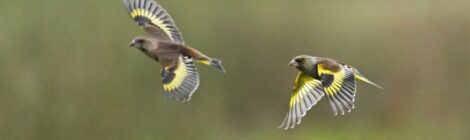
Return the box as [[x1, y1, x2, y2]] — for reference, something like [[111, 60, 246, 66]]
[[295, 58, 304, 63], [136, 39, 145, 43]]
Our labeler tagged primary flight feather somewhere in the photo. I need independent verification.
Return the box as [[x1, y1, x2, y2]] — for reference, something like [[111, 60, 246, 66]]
[[122, 0, 225, 102]]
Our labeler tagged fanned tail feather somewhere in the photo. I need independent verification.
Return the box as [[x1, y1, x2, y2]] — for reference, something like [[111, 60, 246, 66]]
[[209, 58, 225, 73]]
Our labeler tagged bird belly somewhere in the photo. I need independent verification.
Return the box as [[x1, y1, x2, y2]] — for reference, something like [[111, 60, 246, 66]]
[[140, 50, 160, 62]]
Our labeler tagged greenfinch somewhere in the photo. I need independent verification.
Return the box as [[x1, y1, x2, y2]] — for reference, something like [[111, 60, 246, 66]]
[[279, 55, 381, 129], [122, 0, 225, 102]]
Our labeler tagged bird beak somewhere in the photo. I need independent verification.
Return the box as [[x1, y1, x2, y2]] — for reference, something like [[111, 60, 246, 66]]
[[128, 40, 136, 47], [288, 60, 298, 67]]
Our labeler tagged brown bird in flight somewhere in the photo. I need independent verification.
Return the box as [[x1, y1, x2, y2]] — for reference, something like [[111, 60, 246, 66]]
[[279, 55, 381, 130], [122, 0, 225, 102]]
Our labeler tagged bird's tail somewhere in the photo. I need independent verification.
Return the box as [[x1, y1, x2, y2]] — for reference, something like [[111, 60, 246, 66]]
[[352, 68, 382, 89], [199, 58, 225, 73]]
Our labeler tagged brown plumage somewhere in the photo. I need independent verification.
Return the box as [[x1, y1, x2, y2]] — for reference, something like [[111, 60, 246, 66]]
[[123, 0, 225, 102], [279, 55, 382, 129]]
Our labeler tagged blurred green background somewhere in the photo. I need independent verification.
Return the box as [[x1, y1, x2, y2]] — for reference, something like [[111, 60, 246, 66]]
[[1, 0, 469, 139]]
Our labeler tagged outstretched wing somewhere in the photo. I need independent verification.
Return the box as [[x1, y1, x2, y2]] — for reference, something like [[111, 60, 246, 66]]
[[161, 56, 200, 102], [279, 72, 325, 130], [318, 64, 356, 116], [123, 0, 185, 44]]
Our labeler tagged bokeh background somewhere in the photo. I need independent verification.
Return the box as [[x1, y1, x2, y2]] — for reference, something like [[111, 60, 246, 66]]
[[1, 0, 469, 139]]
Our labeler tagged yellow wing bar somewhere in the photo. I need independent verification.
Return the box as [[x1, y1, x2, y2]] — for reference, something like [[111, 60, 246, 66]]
[[279, 72, 325, 130], [317, 64, 356, 116], [123, 0, 184, 44], [162, 57, 200, 102]]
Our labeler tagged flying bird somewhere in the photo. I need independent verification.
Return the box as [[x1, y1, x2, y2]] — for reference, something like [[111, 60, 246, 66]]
[[279, 55, 382, 130], [122, 0, 225, 102]]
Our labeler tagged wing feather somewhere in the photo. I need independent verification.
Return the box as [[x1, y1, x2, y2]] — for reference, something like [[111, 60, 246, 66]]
[[123, 0, 185, 44], [279, 72, 325, 130], [318, 64, 357, 116], [161, 56, 199, 102]]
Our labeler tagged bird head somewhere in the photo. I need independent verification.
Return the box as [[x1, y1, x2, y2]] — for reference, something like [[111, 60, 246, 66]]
[[129, 35, 156, 51], [289, 55, 317, 71]]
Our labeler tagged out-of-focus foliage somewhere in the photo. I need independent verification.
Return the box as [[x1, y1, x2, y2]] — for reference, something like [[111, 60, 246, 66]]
[[0, 0, 469, 139]]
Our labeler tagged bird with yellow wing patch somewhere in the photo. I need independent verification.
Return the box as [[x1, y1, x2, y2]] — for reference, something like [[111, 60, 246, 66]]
[[279, 55, 382, 130], [122, 0, 225, 102]]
